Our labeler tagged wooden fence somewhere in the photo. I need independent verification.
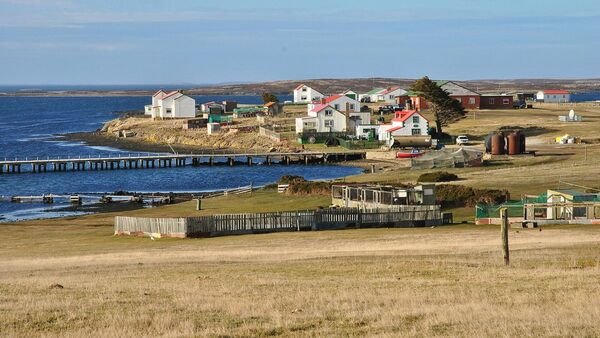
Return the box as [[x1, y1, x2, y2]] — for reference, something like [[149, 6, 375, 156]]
[[115, 205, 442, 238]]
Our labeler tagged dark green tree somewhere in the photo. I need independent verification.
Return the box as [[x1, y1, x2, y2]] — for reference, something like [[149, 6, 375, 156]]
[[261, 92, 279, 103], [410, 76, 466, 136]]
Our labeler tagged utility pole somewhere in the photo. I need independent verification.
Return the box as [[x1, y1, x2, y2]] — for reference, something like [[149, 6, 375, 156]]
[[500, 208, 510, 266]]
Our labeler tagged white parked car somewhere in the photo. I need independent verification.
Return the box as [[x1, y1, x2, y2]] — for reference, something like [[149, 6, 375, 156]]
[[456, 135, 469, 145]]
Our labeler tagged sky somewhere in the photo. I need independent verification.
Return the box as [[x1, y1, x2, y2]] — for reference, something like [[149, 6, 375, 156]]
[[1, 0, 599, 85]]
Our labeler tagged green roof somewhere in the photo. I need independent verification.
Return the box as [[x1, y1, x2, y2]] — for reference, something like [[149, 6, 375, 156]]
[[365, 87, 385, 95], [402, 90, 424, 96]]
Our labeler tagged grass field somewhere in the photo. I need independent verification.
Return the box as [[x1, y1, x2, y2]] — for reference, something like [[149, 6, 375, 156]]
[[344, 102, 600, 196], [1, 220, 599, 337], [3, 102, 600, 336]]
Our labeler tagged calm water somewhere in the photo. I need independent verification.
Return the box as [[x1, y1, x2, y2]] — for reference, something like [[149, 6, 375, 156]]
[[0, 95, 359, 222]]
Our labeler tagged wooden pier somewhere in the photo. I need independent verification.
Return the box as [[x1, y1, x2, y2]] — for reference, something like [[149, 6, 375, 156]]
[[0, 151, 365, 175]]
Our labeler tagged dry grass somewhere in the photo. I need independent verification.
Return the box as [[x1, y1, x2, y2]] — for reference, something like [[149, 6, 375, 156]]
[[345, 102, 600, 196], [0, 222, 599, 337]]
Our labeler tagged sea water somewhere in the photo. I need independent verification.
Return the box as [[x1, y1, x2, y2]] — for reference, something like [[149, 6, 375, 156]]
[[0, 95, 361, 221]]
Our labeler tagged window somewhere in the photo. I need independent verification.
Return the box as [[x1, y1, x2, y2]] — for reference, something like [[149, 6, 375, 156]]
[[301, 96, 307, 100], [324, 120, 334, 128], [334, 104, 340, 110], [412, 129, 421, 135], [166, 108, 172, 114], [350, 104, 355, 110], [324, 109, 333, 116], [503, 98, 510, 105], [412, 116, 419, 123], [489, 98, 495, 104], [468, 98, 476, 105], [302, 87, 307, 92]]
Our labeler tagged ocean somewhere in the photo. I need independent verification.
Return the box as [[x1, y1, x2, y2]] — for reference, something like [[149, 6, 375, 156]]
[[0, 95, 361, 222]]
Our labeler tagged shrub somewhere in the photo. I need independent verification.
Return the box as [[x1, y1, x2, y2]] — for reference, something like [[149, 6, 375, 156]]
[[286, 181, 331, 196], [436, 184, 509, 207], [418, 172, 459, 183], [278, 175, 306, 184]]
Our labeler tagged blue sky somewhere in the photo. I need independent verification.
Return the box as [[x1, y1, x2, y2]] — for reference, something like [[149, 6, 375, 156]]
[[1, 0, 599, 85]]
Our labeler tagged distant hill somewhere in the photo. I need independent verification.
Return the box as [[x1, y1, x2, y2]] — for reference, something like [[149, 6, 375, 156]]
[[186, 78, 600, 96], [3, 78, 599, 97]]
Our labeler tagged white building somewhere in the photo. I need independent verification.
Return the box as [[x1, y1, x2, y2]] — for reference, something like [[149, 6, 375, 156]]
[[309, 94, 360, 113], [145, 90, 196, 119], [293, 84, 325, 103], [359, 88, 386, 102], [378, 110, 429, 141], [377, 86, 407, 103], [340, 89, 358, 100], [536, 90, 571, 103], [200, 101, 225, 113], [295, 104, 371, 134]]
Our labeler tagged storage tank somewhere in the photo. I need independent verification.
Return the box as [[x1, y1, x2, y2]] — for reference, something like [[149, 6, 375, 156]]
[[491, 133, 506, 155], [393, 136, 432, 148], [507, 132, 520, 155], [484, 133, 495, 153], [519, 133, 526, 154]]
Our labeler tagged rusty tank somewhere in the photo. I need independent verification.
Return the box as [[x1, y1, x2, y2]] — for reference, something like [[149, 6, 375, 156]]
[[491, 133, 506, 155], [507, 132, 520, 155]]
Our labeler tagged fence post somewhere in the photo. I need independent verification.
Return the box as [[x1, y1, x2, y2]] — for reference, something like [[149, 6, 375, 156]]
[[196, 198, 202, 211], [500, 208, 510, 266]]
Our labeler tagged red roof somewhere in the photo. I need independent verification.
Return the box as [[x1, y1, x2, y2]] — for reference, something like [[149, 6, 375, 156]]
[[161, 91, 182, 100], [310, 104, 330, 113], [153, 90, 167, 97], [387, 126, 403, 132], [382, 86, 402, 95], [392, 110, 429, 123], [323, 94, 343, 104], [543, 90, 570, 95]]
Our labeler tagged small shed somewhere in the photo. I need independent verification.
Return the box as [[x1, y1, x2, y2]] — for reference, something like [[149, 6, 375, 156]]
[[264, 102, 283, 116], [183, 118, 208, 130]]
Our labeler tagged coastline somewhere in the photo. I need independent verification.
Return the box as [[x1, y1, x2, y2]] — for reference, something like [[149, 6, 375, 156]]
[[62, 131, 248, 154], [62, 131, 385, 171]]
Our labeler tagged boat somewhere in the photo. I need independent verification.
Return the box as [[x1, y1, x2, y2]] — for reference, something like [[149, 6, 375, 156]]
[[396, 149, 424, 159]]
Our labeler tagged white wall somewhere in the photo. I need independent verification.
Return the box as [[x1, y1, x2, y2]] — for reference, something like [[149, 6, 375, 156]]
[[294, 85, 324, 103], [383, 88, 407, 103], [328, 96, 360, 112], [174, 96, 196, 118], [296, 108, 348, 133]]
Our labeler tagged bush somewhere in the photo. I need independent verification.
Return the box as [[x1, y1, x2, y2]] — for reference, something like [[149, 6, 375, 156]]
[[418, 172, 459, 183], [286, 181, 331, 196], [278, 175, 306, 184], [436, 184, 509, 207]]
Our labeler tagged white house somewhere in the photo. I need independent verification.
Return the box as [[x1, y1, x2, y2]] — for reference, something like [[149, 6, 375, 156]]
[[200, 101, 225, 113], [378, 110, 429, 141], [310, 94, 360, 113], [536, 90, 571, 103], [377, 86, 407, 103], [293, 84, 325, 103], [145, 90, 196, 119], [359, 88, 386, 102], [295, 104, 371, 134], [340, 89, 358, 100]]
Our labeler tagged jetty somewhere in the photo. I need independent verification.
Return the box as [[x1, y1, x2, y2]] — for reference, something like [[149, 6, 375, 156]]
[[0, 151, 365, 175]]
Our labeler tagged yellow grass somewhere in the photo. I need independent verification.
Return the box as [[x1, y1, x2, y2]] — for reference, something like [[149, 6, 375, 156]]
[[0, 222, 599, 337], [345, 102, 600, 196], [3, 103, 600, 336]]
